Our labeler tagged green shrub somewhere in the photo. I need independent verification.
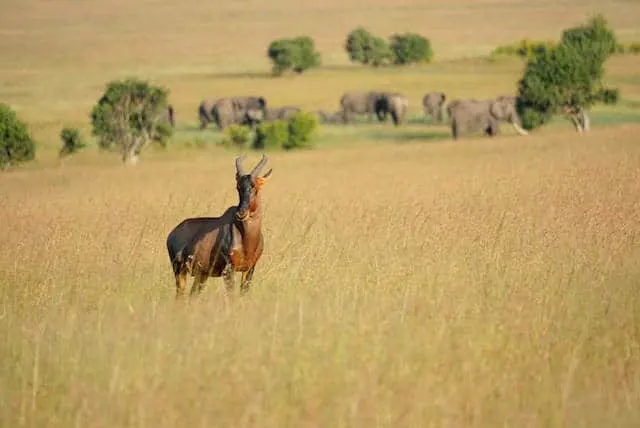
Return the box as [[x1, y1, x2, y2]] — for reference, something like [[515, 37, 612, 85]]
[[345, 27, 393, 67], [90, 78, 172, 164], [284, 111, 317, 150], [0, 103, 36, 169], [518, 104, 550, 131], [221, 124, 252, 147], [59, 127, 86, 157], [267, 36, 321, 75], [491, 39, 557, 59], [616, 42, 640, 54], [597, 87, 620, 105], [389, 33, 433, 65], [252, 111, 319, 150], [253, 120, 289, 150]]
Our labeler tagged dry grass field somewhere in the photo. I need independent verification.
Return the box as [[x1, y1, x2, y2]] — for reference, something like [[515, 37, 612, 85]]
[[1, 0, 640, 427]]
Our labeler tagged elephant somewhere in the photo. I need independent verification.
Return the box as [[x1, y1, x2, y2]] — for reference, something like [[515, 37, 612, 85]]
[[211, 96, 267, 130], [448, 97, 529, 140], [167, 105, 175, 127], [339, 91, 386, 124], [375, 92, 409, 126], [158, 104, 175, 128], [198, 98, 218, 130], [313, 110, 343, 124], [263, 106, 301, 121], [422, 92, 446, 123]]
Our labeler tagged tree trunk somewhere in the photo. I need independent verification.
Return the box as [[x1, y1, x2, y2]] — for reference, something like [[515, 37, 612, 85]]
[[122, 147, 140, 165], [569, 114, 584, 133], [580, 108, 591, 132], [122, 136, 144, 165]]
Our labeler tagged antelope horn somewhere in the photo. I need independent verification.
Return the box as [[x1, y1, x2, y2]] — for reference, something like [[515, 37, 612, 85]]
[[235, 154, 246, 176], [250, 154, 268, 178]]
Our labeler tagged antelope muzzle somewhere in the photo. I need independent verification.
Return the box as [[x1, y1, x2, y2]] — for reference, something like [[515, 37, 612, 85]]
[[236, 175, 253, 220]]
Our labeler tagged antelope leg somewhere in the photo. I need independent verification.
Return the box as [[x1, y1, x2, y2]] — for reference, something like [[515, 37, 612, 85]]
[[175, 266, 188, 299], [190, 273, 207, 297], [222, 264, 235, 293], [240, 267, 256, 295]]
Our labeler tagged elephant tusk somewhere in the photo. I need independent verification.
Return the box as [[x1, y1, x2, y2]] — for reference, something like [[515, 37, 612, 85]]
[[512, 122, 529, 136]]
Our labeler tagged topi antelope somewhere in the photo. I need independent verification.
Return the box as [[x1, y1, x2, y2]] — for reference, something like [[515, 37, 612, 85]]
[[166, 154, 272, 298]]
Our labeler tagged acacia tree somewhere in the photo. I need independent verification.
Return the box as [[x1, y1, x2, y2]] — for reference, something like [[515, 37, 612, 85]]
[[344, 27, 392, 67], [91, 78, 172, 164], [389, 33, 433, 65], [517, 15, 618, 133], [267, 36, 321, 76]]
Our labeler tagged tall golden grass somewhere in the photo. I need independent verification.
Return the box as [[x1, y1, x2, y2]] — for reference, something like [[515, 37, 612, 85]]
[[1, 127, 640, 426], [2, 0, 640, 426]]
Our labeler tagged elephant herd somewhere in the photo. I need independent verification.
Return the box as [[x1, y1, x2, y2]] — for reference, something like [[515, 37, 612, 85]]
[[163, 90, 529, 140]]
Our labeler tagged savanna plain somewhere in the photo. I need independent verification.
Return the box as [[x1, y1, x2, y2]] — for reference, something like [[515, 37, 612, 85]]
[[1, 1, 640, 427]]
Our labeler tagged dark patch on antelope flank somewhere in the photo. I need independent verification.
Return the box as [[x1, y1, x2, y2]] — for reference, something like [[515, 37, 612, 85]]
[[208, 220, 235, 277]]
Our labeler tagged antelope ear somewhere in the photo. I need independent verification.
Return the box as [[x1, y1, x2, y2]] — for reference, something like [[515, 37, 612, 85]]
[[262, 168, 273, 179], [255, 175, 270, 190]]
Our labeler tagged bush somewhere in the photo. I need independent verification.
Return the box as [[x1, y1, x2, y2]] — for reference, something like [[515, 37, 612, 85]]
[[614, 42, 640, 54], [267, 36, 321, 75], [252, 111, 318, 150], [252, 120, 289, 150], [518, 104, 550, 131], [284, 111, 318, 150], [221, 124, 252, 147], [597, 87, 620, 105], [389, 33, 433, 65], [345, 27, 392, 66], [0, 103, 36, 169], [90, 78, 172, 164], [491, 39, 557, 59], [59, 127, 86, 157]]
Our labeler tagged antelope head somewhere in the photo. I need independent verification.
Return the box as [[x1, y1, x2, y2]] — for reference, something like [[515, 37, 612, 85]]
[[235, 154, 272, 220]]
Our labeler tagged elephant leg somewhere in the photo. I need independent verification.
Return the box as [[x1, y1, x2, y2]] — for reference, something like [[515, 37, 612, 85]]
[[391, 110, 399, 126], [342, 110, 350, 125]]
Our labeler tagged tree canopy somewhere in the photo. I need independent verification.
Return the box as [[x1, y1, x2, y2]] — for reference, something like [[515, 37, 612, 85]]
[[90, 78, 172, 164]]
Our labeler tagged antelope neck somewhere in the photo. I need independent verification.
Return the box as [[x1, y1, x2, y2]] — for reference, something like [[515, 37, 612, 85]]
[[236, 193, 262, 231]]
